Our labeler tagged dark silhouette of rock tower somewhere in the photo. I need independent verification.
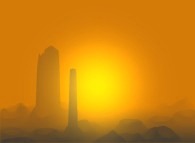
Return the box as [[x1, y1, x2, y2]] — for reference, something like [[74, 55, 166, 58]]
[[65, 69, 83, 140], [68, 69, 78, 129], [32, 46, 61, 117]]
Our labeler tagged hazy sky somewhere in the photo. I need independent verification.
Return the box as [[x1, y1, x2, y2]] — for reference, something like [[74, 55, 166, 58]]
[[0, 0, 195, 122]]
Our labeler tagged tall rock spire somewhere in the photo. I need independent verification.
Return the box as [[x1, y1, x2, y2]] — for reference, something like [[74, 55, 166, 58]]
[[36, 46, 61, 110], [65, 69, 83, 140], [68, 68, 78, 129], [31, 46, 63, 128]]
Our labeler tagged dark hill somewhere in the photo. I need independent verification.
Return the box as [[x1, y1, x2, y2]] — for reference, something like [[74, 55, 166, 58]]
[[144, 126, 180, 141]]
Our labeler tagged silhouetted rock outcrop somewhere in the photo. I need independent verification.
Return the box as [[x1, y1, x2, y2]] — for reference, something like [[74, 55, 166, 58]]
[[148, 110, 195, 141], [169, 110, 195, 140], [31, 47, 65, 129], [96, 130, 125, 142], [33, 46, 61, 114], [116, 119, 147, 135], [0, 104, 30, 129], [144, 126, 180, 141]]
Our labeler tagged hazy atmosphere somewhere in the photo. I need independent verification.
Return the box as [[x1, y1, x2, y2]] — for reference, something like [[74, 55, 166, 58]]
[[0, 0, 195, 142]]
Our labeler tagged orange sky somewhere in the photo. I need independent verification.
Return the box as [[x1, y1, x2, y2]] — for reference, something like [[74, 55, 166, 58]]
[[0, 0, 195, 122]]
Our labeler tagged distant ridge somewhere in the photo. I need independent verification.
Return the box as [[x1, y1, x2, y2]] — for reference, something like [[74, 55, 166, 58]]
[[144, 126, 180, 141], [96, 130, 125, 142], [116, 119, 147, 135]]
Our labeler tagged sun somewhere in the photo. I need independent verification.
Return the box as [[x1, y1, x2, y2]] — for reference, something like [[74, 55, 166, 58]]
[[78, 60, 121, 113], [61, 41, 140, 121]]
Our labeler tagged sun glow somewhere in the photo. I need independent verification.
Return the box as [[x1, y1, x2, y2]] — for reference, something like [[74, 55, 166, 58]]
[[78, 60, 122, 113], [61, 41, 141, 121]]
